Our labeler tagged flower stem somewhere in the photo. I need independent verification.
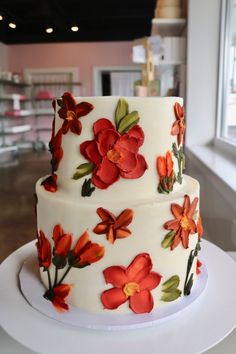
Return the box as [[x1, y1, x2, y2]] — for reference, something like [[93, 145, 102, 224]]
[[58, 266, 72, 285], [46, 269, 52, 290], [53, 266, 58, 287]]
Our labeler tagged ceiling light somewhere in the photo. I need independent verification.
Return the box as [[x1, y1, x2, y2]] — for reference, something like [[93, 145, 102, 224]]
[[0, 15, 3, 21], [46, 27, 53, 34], [71, 26, 79, 32], [9, 22, 16, 29]]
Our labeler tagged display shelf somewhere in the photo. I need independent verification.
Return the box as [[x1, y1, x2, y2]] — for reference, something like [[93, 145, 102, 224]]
[[32, 81, 82, 86], [0, 124, 32, 135], [0, 79, 30, 87], [151, 18, 186, 36]]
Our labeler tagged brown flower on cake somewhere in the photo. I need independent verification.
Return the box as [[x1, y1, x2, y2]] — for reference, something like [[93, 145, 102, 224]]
[[69, 231, 105, 267], [156, 151, 176, 194], [52, 224, 72, 258], [44, 284, 72, 313], [93, 207, 134, 244], [101, 253, 162, 314], [58, 92, 94, 135], [80, 118, 147, 189], [163, 195, 198, 250], [41, 173, 58, 193], [36, 230, 51, 269], [171, 102, 185, 146]]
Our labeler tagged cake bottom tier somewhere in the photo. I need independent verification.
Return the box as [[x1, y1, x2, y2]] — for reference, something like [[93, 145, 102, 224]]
[[36, 175, 201, 315]]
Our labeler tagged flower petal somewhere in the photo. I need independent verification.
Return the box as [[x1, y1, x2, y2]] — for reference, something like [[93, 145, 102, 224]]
[[120, 154, 147, 179], [93, 118, 115, 136], [58, 107, 67, 119], [183, 195, 190, 215], [107, 225, 115, 244], [114, 209, 134, 229], [95, 157, 120, 186], [129, 289, 154, 314], [53, 284, 72, 298], [157, 156, 166, 178], [127, 253, 152, 283], [97, 129, 120, 156], [187, 197, 199, 219], [41, 174, 58, 193], [117, 148, 137, 172], [101, 288, 127, 310], [53, 224, 64, 245], [73, 231, 89, 257], [103, 266, 128, 287], [93, 222, 109, 234], [80, 140, 101, 165], [166, 151, 174, 177], [70, 118, 82, 135], [127, 125, 144, 147], [62, 121, 70, 134], [115, 228, 132, 239], [164, 219, 180, 231], [92, 171, 111, 189], [62, 92, 76, 111], [174, 102, 184, 120], [139, 272, 162, 291], [171, 203, 183, 219], [171, 121, 180, 136], [181, 228, 189, 249], [55, 234, 72, 257], [96, 207, 116, 222], [188, 218, 197, 233], [75, 101, 94, 118], [79, 243, 104, 265], [197, 216, 203, 238], [52, 296, 69, 313], [115, 135, 139, 154], [170, 231, 181, 250]]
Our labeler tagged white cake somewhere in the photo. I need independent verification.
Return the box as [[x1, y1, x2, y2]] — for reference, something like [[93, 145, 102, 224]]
[[35, 94, 203, 314]]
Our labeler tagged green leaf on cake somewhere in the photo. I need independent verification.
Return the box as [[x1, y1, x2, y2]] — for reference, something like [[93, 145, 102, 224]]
[[162, 275, 180, 292], [118, 111, 140, 134], [161, 289, 182, 302], [73, 163, 94, 180], [161, 231, 175, 248], [184, 240, 201, 296], [184, 273, 194, 296], [172, 142, 185, 184], [81, 178, 95, 197], [115, 98, 129, 127], [161, 275, 182, 302]]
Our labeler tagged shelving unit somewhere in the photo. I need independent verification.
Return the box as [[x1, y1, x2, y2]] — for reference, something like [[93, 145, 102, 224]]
[[0, 80, 33, 164]]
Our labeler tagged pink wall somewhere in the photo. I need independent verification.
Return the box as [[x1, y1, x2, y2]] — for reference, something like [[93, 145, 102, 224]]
[[8, 42, 134, 95]]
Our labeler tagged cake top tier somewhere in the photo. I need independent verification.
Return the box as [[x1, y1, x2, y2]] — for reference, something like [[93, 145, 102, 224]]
[[41, 94, 186, 202]]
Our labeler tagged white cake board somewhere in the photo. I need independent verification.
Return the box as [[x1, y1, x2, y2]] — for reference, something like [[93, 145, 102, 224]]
[[0, 239, 236, 354], [18, 254, 208, 330]]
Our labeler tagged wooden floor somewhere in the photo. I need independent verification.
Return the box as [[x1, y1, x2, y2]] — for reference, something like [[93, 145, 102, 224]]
[[0, 151, 50, 262]]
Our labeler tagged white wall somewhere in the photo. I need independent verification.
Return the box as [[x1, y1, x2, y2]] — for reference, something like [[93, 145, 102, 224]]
[[186, 0, 221, 146], [0, 42, 8, 71]]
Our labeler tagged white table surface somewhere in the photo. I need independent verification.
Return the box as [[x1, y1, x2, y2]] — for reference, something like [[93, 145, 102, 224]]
[[1, 252, 236, 354]]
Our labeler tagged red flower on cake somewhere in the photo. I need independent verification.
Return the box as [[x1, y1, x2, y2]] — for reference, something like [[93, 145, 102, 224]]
[[171, 102, 185, 146], [36, 230, 51, 268], [58, 92, 94, 135], [80, 118, 148, 189], [197, 216, 203, 240], [196, 259, 202, 275], [49, 117, 63, 172], [53, 224, 72, 258], [45, 284, 72, 312], [41, 174, 58, 193], [164, 195, 198, 250], [71, 231, 104, 267], [93, 207, 134, 244], [157, 151, 175, 193], [101, 253, 162, 314]]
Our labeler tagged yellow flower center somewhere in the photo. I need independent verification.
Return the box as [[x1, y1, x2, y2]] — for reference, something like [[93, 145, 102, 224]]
[[66, 110, 76, 121], [180, 215, 190, 230], [123, 282, 140, 297], [107, 148, 122, 164]]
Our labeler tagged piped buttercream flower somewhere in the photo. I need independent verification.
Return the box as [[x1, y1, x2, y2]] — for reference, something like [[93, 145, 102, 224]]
[[157, 151, 176, 193], [36, 230, 51, 268], [171, 102, 185, 146], [53, 224, 72, 258], [58, 92, 94, 135], [164, 195, 198, 250], [101, 253, 162, 314], [41, 173, 58, 193], [44, 284, 72, 312], [93, 207, 134, 244], [80, 118, 147, 189]]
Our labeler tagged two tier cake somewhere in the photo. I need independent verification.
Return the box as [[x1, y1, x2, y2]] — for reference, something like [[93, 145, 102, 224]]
[[35, 93, 203, 314]]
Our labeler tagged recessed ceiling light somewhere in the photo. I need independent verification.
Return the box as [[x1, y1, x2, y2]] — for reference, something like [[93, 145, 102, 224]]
[[0, 15, 3, 21], [9, 22, 16, 29], [46, 27, 53, 34], [71, 26, 79, 32]]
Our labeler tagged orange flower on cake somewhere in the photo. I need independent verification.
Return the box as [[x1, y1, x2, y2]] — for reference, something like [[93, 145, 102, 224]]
[[69, 231, 105, 267], [41, 173, 58, 193], [196, 259, 202, 275], [171, 102, 185, 146], [58, 92, 94, 135], [36, 230, 51, 269], [80, 118, 148, 189], [197, 215, 203, 240], [93, 207, 134, 244], [162, 195, 198, 250], [44, 284, 72, 313], [156, 151, 176, 194], [101, 253, 162, 314], [53, 224, 72, 260]]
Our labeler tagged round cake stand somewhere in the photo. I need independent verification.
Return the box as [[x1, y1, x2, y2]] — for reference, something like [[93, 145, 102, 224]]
[[0, 239, 236, 354]]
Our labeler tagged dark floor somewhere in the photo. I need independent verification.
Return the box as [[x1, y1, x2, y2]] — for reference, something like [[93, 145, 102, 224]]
[[0, 151, 50, 262]]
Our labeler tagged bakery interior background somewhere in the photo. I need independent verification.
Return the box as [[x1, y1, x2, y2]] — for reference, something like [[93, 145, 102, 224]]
[[0, 0, 236, 261]]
